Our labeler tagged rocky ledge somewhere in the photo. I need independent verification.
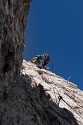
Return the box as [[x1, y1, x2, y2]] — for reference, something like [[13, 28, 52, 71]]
[[0, 0, 83, 125]]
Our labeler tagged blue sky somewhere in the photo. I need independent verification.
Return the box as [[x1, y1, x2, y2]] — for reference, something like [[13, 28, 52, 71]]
[[23, 0, 83, 90]]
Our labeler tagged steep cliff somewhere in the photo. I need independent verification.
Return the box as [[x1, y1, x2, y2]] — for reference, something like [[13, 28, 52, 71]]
[[0, 0, 30, 124], [21, 60, 83, 125], [0, 0, 30, 78], [0, 0, 83, 125]]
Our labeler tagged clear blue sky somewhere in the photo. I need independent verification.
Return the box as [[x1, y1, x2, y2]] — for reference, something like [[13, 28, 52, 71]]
[[23, 0, 83, 90]]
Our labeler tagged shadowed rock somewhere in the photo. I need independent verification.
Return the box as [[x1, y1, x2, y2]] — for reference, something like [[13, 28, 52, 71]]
[[0, 0, 83, 125]]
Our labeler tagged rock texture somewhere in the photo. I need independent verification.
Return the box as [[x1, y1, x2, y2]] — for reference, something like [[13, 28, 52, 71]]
[[21, 60, 83, 125], [0, 0, 30, 78], [0, 0, 83, 125], [0, 0, 30, 124]]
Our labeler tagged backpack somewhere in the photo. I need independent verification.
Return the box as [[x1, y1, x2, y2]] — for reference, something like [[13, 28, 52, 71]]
[[36, 55, 43, 63]]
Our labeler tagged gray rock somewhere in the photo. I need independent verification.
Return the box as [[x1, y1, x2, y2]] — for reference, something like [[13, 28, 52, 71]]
[[0, 1, 83, 125]]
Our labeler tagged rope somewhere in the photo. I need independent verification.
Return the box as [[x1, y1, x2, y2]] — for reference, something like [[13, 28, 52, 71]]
[[58, 95, 83, 120], [50, 77, 83, 120], [24, 63, 83, 120], [50, 61, 53, 69]]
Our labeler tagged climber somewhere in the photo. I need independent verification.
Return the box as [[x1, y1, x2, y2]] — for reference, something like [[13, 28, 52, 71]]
[[31, 53, 51, 69]]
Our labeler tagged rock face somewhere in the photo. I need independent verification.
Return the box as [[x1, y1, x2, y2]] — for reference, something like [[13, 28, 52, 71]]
[[0, 0, 83, 125], [0, 0, 30, 78], [21, 60, 83, 125], [0, 0, 30, 124]]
